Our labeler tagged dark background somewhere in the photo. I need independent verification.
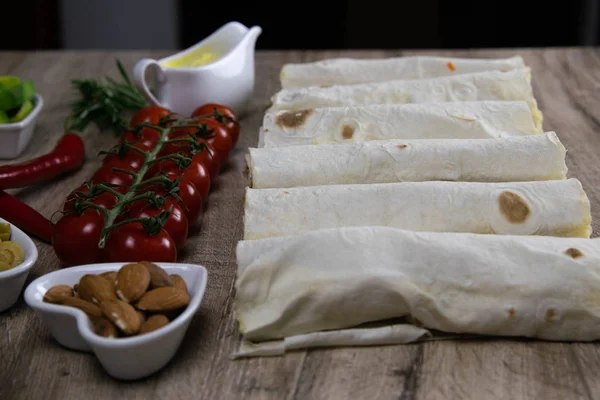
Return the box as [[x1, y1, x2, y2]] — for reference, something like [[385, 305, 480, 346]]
[[2, 0, 600, 50]]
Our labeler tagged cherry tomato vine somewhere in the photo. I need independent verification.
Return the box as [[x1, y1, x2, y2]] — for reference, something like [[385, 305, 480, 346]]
[[52, 104, 239, 266]]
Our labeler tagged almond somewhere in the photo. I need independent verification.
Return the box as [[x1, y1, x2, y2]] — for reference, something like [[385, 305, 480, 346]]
[[140, 261, 172, 288], [136, 287, 190, 312], [136, 310, 146, 325], [115, 263, 150, 303], [100, 271, 118, 287], [77, 274, 117, 304], [43, 285, 73, 304], [60, 297, 103, 318], [100, 299, 142, 335], [139, 314, 169, 334], [170, 274, 188, 293], [94, 318, 118, 338], [164, 307, 185, 321]]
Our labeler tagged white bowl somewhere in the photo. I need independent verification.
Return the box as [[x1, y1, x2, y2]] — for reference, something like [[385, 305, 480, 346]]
[[24, 262, 208, 380], [0, 217, 38, 312], [0, 93, 43, 159]]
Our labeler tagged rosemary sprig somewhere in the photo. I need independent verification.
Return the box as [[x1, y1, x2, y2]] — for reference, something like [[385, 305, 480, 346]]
[[67, 59, 147, 135]]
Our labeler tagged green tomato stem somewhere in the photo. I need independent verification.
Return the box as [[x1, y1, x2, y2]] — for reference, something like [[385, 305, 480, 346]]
[[96, 121, 183, 248], [117, 192, 157, 208], [74, 201, 110, 217], [123, 142, 151, 156], [94, 184, 124, 198], [100, 217, 149, 235], [137, 122, 164, 132], [131, 175, 172, 191], [147, 154, 182, 165], [110, 167, 138, 178]]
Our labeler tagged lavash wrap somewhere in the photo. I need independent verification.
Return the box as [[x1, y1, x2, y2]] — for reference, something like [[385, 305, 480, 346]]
[[280, 55, 526, 88], [248, 132, 567, 189], [259, 101, 541, 148], [243, 179, 591, 240], [233, 227, 600, 357], [268, 69, 543, 130]]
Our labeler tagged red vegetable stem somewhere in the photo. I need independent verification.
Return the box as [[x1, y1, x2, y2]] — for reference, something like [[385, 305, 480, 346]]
[[0, 190, 53, 243], [0, 133, 86, 189]]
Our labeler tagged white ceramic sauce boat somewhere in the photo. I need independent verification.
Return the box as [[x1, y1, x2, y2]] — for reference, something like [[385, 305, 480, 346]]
[[133, 21, 262, 118]]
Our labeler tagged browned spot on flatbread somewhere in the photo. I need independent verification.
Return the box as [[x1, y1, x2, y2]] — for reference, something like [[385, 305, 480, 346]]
[[508, 308, 516, 318], [498, 191, 530, 224], [545, 309, 556, 322], [396, 144, 408, 149], [320, 84, 333, 88], [342, 125, 354, 139], [275, 109, 314, 128], [564, 248, 584, 259]]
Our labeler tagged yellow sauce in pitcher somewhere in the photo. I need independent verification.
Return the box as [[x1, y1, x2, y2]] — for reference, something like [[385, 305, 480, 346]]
[[161, 47, 221, 68]]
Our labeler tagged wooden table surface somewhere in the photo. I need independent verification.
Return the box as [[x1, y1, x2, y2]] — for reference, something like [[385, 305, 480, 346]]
[[1, 48, 600, 400]]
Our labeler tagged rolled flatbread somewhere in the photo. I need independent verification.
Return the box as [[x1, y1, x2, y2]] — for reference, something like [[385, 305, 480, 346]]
[[248, 132, 567, 189], [234, 226, 600, 356], [243, 179, 591, 240], [268, 69, 543, 130], [259, 101, 541, 147], [280, 55, 526, 88], [234, 324, 432, 358]]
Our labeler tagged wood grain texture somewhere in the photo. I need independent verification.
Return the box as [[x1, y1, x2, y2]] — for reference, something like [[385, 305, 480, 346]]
[[0, 48, 600, 400]]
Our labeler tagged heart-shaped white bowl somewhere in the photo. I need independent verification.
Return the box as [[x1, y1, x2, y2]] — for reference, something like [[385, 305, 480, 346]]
[[0, 217, 38, 312], [24, 262, 207, 380]]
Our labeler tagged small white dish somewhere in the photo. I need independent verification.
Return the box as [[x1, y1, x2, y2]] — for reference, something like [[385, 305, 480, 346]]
[[133, 21, 262, 117], [24, 262, 208, 381], [0, 217, 38, 312], [0, 93, 43, 159]]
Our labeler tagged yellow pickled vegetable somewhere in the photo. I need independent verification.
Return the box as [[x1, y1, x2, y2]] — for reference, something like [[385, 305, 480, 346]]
[[0, 223, 24, 270], [0, 223, 9, 241]]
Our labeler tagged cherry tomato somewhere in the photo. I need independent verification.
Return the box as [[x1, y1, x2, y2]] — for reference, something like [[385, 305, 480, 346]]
[[192, 143, 219, 181], [158, 140, 191, 157], [195, 118, 233, 167], [91, 160, 136, 188], [144, 158, 178, 179], [159, 134, 219, 180], [120, 128, 161, 150], [104, 222, 177, 263], [102, 143, 150, 171], [160, 112, 184, 128], [172, 175, 203, 223], [191, 103, 240, 146], [167, 125, 196, 140], [139, 173, 202, 223], [124, 198, 188, 250], [185, 154, 211, 199], [129, 106, 170, 127], [144, 156, 210, 200], [52, 210, 105, 266], [63, 184, 123, 212]]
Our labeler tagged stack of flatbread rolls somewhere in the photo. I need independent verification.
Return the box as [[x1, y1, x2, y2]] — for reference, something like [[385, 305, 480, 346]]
[[232, 55, 599, 358]]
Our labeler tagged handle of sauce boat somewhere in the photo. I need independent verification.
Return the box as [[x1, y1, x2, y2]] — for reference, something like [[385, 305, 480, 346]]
[[133, 58, 166, 108]]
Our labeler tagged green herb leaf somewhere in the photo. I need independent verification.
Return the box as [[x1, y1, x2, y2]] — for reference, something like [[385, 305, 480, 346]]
[[67, 59, 147, 135]]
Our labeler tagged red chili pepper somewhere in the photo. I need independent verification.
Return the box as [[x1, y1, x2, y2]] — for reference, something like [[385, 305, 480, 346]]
[[0, 190, 53, 243], [0, 133, 86, 189]]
